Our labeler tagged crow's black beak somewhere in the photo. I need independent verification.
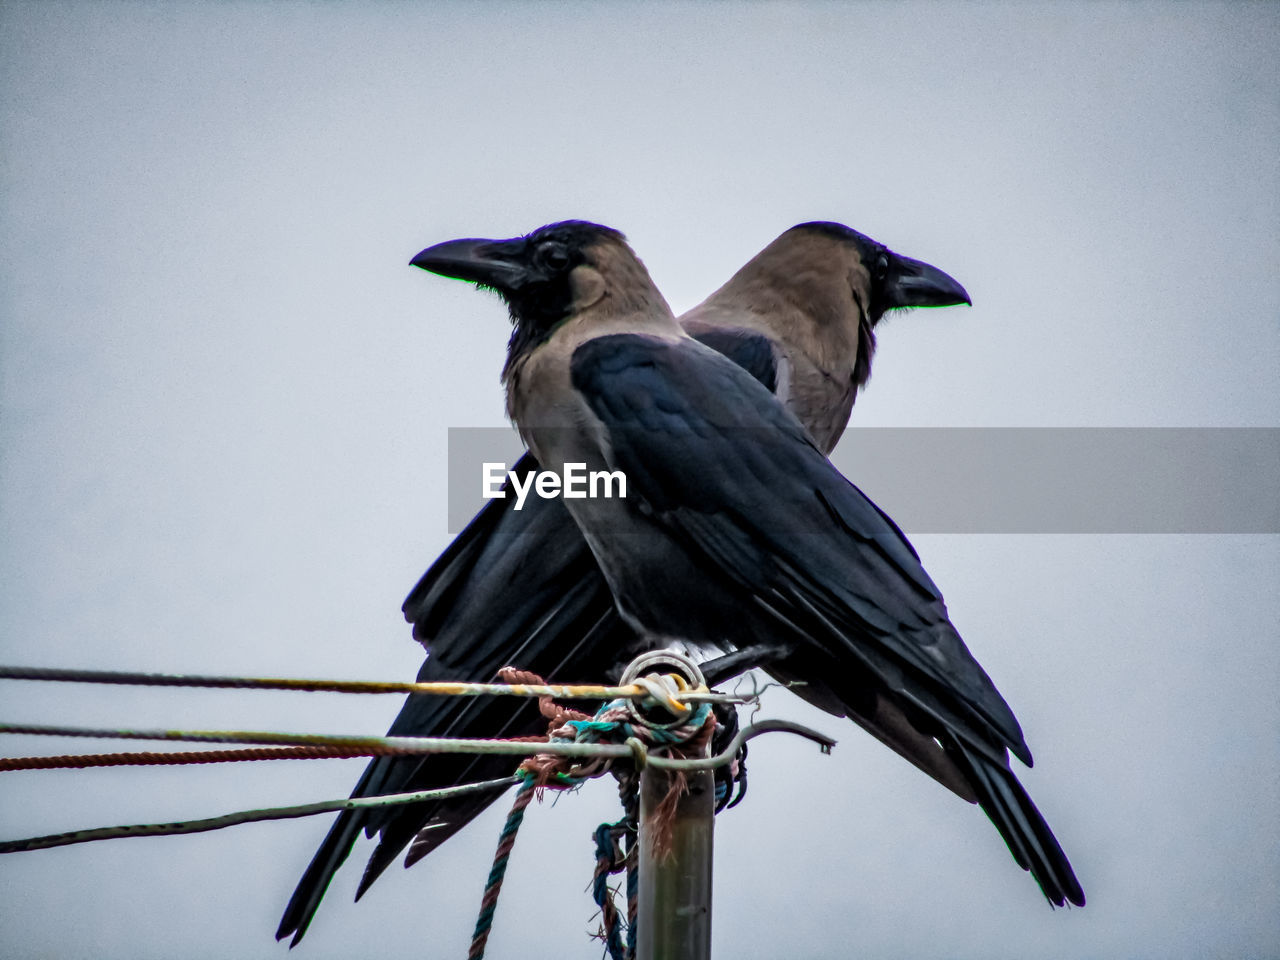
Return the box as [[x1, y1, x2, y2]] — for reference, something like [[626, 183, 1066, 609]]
[[884, 254, 971, 309], [410, 236, 530, 292]]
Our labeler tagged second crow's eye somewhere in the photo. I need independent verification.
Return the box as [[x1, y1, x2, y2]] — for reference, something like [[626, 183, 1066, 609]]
[[874, 253, 890, 282], [538, 244, 571, 272]]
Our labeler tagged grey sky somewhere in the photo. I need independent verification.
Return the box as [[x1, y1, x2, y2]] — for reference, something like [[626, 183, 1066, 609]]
[[2, 2, 1277, 958]]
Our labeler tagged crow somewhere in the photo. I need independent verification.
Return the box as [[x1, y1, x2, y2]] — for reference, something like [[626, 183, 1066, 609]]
[[278, 221, 975, 945], [423, 220, 1083, 907]]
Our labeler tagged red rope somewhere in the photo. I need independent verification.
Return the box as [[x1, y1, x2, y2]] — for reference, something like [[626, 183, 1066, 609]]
[[2, 745, 400, 772]]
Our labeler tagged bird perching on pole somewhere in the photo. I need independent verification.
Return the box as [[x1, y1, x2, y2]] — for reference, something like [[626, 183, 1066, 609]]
[[407, 219, 1083, 916], [277, 220, 975, 946]]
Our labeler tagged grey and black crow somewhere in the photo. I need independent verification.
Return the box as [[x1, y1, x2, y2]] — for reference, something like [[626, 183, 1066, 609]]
[[277, 223, 976, 944], [420, 221, 1082, 904]]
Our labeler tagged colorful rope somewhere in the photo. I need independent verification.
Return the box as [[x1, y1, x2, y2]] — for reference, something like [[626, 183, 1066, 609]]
[[465, 682, 714, 960]]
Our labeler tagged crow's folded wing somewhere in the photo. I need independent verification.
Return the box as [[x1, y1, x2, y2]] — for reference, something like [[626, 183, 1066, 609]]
[[569, 333, 1031, 767]]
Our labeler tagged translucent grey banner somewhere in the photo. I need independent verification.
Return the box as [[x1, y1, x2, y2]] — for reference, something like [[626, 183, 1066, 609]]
[[446, 428, 1280, 534]]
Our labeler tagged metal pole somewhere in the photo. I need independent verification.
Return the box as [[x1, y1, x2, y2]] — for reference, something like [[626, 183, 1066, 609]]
[[636, 762, 715, 960]]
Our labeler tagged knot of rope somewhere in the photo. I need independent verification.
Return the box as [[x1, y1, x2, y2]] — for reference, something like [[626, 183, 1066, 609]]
[[468, 667, 717, 960], [590, 772, 639, 960]]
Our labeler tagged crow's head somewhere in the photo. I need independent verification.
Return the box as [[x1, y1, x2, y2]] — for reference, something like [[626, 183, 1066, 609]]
[[786, 221, 971, 319], [720, 221, 971, 391], [411, 221, 664, 378]]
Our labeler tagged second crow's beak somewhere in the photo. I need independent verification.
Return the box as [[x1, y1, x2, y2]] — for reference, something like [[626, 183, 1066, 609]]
[[410, 236, 530, 292], [884, 255, 972, 309]]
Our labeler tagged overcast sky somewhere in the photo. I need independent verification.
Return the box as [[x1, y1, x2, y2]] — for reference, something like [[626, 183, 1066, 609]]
[[2, 2, 1277, 958]]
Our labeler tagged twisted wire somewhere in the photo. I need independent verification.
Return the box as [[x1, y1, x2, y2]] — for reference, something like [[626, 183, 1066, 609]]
[[0, 664, 733, 705]]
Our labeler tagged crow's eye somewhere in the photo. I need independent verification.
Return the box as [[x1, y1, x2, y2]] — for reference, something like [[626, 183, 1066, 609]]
[[538, 244, 571, 272], [873, 253, 890, 282]]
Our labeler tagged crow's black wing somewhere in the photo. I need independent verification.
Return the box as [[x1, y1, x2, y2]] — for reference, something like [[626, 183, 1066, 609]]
[[570, 333, 1025, 761], [277, 478, 621, 945], [570, 334, 1084, 908]]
